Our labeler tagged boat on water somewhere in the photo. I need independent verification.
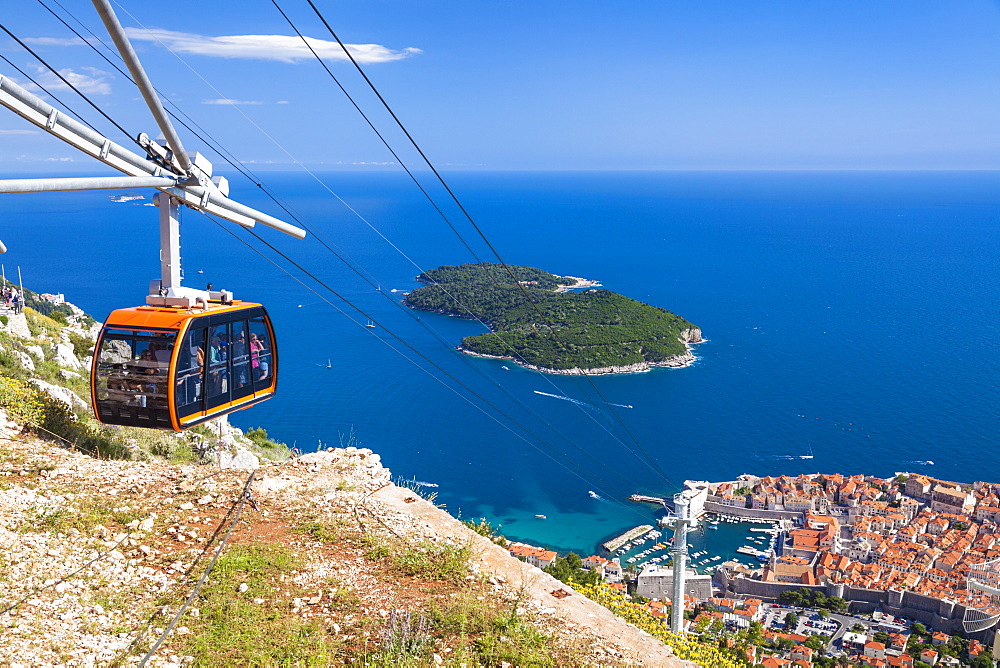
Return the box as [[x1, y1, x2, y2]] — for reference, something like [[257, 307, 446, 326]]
[[588, 490, 600, 499], [535, 514, 546, 519], [365, 319, 376, 328]]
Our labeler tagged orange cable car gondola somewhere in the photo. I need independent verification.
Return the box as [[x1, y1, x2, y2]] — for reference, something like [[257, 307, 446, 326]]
[[92, 300, 278, 431]]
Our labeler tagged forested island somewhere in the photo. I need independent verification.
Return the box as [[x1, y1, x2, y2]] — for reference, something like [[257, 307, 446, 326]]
[[404, 263, 702, 374]]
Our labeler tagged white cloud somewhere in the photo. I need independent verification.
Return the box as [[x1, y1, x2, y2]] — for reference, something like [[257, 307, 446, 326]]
[[124, 28, 421, 64], [202, 98, 265, 105], [45, 157, 74, 162], [30, 67, 112, 95], [23, 37, 90, 47], [0, 129, 38, 135]]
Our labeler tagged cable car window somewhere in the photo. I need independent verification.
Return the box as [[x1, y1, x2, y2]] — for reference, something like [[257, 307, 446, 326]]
[[94, 328, 175, 428], [230, 320, 253, 401], [249, 317, 273, 391], [206, 323, 231, 408], [176, 326, 207, 418]]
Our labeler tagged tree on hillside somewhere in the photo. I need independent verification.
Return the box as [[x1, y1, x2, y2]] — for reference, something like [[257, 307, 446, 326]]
[[745, 621, 764, 643], [969, 655, 993, 668], [911, 621, 928, 636], [544, 552, 600, 586], [785, 612, 799, 630]]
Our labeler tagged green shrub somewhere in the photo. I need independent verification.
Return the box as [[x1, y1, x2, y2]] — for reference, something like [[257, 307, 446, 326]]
[[362, 534, 472, 582], [0, 376, 53, 428], [24, 308, 62, 337], [0, 348, 29, 379], [244, 426, 290, 461], [425, 591, 562, 666], [393, 542, 472, 582], [295, 521, 340, 544], [462, 517, 508, 547], [66, 331, 94, 360]]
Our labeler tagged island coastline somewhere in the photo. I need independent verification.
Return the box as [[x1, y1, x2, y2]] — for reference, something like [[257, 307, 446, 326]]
[[457, 326, 704, 375]]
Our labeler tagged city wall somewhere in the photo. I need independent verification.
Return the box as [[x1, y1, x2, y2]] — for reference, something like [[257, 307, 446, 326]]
[[702, 498, 800, 522], [717, 573, 983, 638]]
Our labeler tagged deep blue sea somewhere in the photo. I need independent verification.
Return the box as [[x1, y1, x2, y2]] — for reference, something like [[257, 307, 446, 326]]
[[2, 170, 998, 560]]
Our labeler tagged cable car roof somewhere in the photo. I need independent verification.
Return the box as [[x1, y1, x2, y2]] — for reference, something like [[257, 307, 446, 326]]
[[104, 301, 263, 330]]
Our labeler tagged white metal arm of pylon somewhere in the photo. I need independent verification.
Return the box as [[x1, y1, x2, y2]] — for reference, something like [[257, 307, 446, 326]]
[[91, 0, 194, 175], [0, 75, 304, 239]]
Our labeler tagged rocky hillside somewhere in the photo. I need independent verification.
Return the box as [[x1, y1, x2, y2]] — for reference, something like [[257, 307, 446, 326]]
[[0, 301, 691, 666]]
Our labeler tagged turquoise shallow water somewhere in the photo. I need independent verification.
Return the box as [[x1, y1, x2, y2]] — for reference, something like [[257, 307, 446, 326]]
[[2, 170, 998, 557]]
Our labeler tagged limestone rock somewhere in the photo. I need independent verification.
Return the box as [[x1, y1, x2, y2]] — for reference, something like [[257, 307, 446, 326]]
[[54, 342, 82, 370], [12, 350, 34, 373], [27, 379, 88, 412], [0, 408, 22, 437], [680, 327, 704, 343], [202, 444, 260, 470]]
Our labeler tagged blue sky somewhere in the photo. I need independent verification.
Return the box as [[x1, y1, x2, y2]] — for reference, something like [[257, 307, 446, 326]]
[[2, 0, 1000, 171]]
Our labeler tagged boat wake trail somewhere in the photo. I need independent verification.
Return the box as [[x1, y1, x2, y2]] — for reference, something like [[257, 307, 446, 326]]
[[533, 390, 596, 409], [411, 481, 439, 488], [588, 490, 612, 504], [533, 390, 633, 411]]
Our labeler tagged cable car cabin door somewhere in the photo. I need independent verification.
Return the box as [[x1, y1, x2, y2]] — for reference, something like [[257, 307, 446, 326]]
[[92, 304, 278, 431]]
